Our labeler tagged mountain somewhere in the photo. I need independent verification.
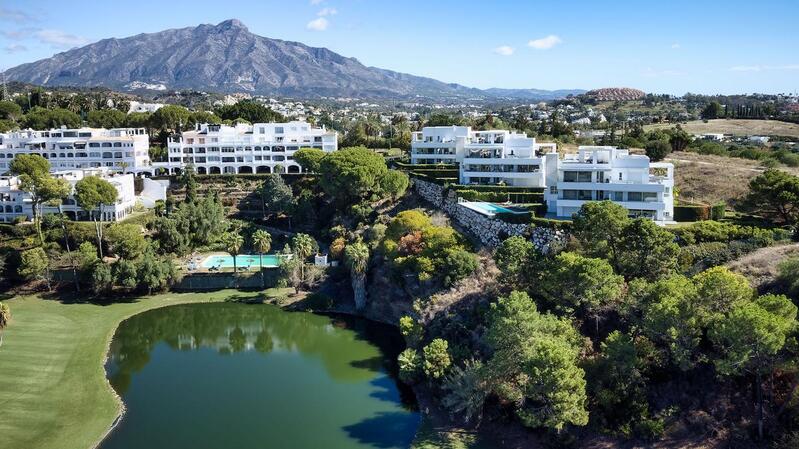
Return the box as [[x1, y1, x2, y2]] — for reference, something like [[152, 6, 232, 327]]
[[2, 19, 583, 100], [483, 88, 585, 101]]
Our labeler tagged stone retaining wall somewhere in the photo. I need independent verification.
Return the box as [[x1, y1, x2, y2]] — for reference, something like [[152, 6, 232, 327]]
[[413, 178, 567, 251]]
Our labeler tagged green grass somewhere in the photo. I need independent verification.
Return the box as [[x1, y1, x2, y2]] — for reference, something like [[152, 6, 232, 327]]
[[0, 288, 290, 449]]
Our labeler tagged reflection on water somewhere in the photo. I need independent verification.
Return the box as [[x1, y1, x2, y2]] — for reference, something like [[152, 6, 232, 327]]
[[101, 302, 419, 449]]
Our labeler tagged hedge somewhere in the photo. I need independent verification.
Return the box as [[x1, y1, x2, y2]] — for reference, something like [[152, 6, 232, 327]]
[[455, 189, 544, 204], [393, 162, 458, 170], [448, 184, 545, 194], [674, 200, 711, 222], [530, 216, 573, 231], [408, 172, 456, 186], [495, 211, 532, 224], [410, 169, 460, 178]]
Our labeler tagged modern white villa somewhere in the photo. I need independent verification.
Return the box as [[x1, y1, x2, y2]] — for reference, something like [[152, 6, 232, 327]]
[[0, 168, 152, 223], [411, 126, 675, 221], [0, 127, 151, 174], [411, 126, 556, 187], [155, 122, 338, 175], [543, 146, 674, 221]]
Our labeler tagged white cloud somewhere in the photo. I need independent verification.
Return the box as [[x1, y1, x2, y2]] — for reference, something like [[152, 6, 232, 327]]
[[310, 0, 324, 4], [0, 7, 33, 22], [4, 43, 28, 54], [671, 43, 680, 49], [34, 29, 90, 48], [317, 7, 337, 16], [730, 64, 799, 72], [493, 46, 514, 56], [306, 17, 329, 31], [527, 35, 562, 50]]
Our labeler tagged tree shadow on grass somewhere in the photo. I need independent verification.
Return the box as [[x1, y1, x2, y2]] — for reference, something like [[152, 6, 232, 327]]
[[341, 411, 422, 449]]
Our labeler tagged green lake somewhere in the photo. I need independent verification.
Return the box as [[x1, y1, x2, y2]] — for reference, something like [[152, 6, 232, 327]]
[[100, 302, 420, 449]]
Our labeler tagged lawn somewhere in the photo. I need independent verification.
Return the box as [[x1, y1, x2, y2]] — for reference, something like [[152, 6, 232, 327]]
[[0, 288, 290, 449], [645, 119, 799, 138]]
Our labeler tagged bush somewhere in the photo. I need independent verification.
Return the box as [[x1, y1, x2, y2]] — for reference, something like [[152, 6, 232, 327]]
[[303, 292, 334, 310], [495, 211, 533, 224], [645, 140, 672, 162], [398, 348, 421, 383], [674, 203, 711, 222], [710, 202, 726, 220], [680, 240, 760, 272], [442, 249, 479, 286], [455, 189, 544, 204], [422, 338, 452, 379], [777, 257, 799, 297], [530, 216, 573, 231]]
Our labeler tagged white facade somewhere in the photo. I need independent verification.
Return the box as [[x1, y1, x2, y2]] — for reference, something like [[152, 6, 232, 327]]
[[127, 101, 165, 114], [0, 127, 151, 174], [155, 122, 338, 175], [543, 146, 674, 221], [411, 126, 556, 187], [0, 168, 137, 223]]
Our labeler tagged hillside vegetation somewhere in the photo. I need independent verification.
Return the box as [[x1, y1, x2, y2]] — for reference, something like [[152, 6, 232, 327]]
[[646, 119, 799, 138]]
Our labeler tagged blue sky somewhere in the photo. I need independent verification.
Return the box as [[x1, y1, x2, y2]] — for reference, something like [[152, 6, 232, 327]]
[[1, 0, 797, 95]]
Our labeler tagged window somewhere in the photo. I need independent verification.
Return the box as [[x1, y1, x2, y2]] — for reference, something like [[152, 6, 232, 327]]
[[275, 127, 284, 134], [642, 192, 658, 202], [628, 192, 643, 202], [563, 171, 592, 182], [618, 172, 623, 181], [613, 191, 623, 201]]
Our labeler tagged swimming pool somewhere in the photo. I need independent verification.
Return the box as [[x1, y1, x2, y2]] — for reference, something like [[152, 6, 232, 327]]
[[459, 201, 523, 216], [202, 254, 282, 268]]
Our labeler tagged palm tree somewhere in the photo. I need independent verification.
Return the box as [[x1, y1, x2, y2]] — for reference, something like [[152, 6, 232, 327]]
[[291, 234, 317, 281], [55, 206, 80, 292], [344, 242, 370, 311], [0, 302, 10, 347], [252, 229, 272, 288], [221, 231, 245, 279]]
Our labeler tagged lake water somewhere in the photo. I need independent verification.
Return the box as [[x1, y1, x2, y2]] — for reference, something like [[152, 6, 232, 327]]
[[100, 302, 420, 449]]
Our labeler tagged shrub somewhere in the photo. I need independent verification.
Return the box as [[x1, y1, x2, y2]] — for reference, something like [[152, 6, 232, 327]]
[[680, 240, 759, 273], [398, 348, 421, 383], [423, 338, 452, 379], [710, 202, 726, 220], [442, 249, 479, 286], [495, 211, 533, 224], [777, 257, 799, 297], [531, 217, 573, 230], [645, 140, 671, 162], [674, 203, 711, 222]]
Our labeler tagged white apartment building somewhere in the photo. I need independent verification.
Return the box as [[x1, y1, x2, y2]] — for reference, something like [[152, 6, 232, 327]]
[[156, 121, 338, 175], [0, 127, 151, 174], [543, 146, 674, 221], [0, 168, 138, 223], [411, 126, 556, 187]]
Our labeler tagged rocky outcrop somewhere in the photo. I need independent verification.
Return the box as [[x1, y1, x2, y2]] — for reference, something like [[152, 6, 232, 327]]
[[413, 178, 567, 251], [584, 87, 646, 101]]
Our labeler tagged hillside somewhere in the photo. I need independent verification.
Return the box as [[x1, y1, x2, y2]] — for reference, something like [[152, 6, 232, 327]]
[[2, 20, 582, 100], [646, 119, 799, 138]]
